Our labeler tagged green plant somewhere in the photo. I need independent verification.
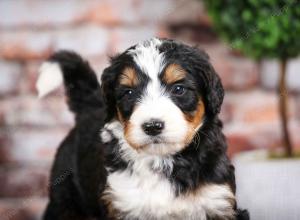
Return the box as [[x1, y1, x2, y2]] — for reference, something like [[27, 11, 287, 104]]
[[204, 0, 300, 157]]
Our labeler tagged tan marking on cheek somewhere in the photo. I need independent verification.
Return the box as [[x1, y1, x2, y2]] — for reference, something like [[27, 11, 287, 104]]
[[163, 63, 186, 84], [119, 67, 138, 87], [117, 105, 142, 150], [184, 100, 205, 144], [117, 108, 124, 123], [124, 122, 142, 150], [117, 107, 142, 150], [117, 108, 138, 148]]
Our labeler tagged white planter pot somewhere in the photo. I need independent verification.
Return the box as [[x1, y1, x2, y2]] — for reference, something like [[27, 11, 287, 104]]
[[233, 150, 300, 220]]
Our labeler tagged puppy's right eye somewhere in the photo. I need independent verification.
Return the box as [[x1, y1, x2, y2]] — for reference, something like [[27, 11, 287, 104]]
[[171, 84, 185, 96], [123, 89, 134, 97]]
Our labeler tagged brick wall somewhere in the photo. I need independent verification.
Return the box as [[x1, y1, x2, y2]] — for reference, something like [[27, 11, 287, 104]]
[[0, 0, 299, 219]]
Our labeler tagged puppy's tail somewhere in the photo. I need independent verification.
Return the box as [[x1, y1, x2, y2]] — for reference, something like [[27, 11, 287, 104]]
[[36, 50, 103, 115]]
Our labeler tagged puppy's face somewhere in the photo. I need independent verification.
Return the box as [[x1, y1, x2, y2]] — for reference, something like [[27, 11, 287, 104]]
[[102, 38, 223, 155]]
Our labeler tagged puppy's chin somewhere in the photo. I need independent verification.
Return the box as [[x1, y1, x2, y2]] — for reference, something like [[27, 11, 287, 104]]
[[124, 129, 198, 156], [140, 142, 186, 156]]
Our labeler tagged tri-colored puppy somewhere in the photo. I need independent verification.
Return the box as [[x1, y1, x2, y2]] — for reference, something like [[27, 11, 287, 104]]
[[37, 38, 249, 220]]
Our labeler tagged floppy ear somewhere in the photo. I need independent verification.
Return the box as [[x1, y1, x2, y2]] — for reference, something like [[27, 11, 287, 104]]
[[192, 48, 224, 117], [205, 68, 224, 117], [101, 64, 119, 121], [207, 70, 224, 116]]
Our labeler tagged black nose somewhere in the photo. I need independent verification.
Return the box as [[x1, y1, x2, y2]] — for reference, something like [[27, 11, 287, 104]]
[[142, 119, 165, 136]]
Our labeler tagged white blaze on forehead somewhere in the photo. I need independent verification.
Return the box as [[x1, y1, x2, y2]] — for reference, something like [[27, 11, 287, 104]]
[[128, 38, 165, 81], [129, 38, 167, 103]]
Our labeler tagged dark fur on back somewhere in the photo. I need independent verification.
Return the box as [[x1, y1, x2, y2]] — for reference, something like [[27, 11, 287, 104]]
[[43, 51, 108, 219], [42, 40, 249, 220]]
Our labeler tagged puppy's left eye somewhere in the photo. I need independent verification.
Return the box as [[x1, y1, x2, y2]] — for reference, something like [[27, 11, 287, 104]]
[[171, 85, 185, 96]]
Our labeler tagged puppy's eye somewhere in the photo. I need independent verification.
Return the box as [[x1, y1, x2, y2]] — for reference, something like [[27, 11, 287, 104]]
[[124, 89, 134, 96], [171, 85, 185, 96]]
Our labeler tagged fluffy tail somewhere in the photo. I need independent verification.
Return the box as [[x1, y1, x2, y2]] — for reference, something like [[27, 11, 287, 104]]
[[36, 50, 103, 115]]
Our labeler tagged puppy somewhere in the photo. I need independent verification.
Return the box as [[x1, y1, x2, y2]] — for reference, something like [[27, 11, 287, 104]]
[[37, 38, 249, 220]]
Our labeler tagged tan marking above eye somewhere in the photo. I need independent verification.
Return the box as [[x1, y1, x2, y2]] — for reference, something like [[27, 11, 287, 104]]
[[119, 67, 138, 87], [163, 63, 187, 84]]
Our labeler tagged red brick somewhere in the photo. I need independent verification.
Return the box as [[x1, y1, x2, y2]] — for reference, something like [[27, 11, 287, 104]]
[[224, 90, 281, 125], [226, 133, 255, 158], [290, 121, 300, 152], [0, 0, 141, 28], [82, 3, 121, 25], [156, 26, 172, 39], [1, 96, 73, 127], [0, 0, 91, 28], [0, 26, 109, 60], [225, 59, 258, 90], [80, 0, 207, 27], [53, 26, 109, 57], [220, 101, 233, 123], [225, 124, 282, 157], [0, 198, 47, 220], [222, 107, 300, 156], [81, 55, 108, 80], [0, 0, 208, 29], [141, 0, 208, 25], [223, 92, 290, 153], [0, 61, 22, 96], [162, 0, 209, 24], [208, 48, 259, 90], [0, 164, 50, 198], [0, 30, 53, 60], [134, 0, 179, 24], [20, 61, 41, 95], [0, 134, 11, 164], [109, 27, 159, 54], [296, 96, 300, 122], [260, 59, 300, 93], [3, 127, 70, 163], [80, 0, 137, 26]]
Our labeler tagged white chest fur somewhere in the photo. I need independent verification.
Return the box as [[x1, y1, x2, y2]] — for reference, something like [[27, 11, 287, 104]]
[[104, 165, 235, 220], [101, 121, 235, 220]]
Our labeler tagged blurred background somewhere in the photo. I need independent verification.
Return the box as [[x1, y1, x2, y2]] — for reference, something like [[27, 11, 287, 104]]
[[0, 0, 299, 220]]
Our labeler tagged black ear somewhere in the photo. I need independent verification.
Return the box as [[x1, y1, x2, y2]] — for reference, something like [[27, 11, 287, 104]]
[[204, 65, 224, 117], [101, 64, 119, 121], [191, 48, 224, 117]]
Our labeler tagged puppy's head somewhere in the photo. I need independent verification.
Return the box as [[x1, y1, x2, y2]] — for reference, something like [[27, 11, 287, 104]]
[[101, 38, 223, 155]]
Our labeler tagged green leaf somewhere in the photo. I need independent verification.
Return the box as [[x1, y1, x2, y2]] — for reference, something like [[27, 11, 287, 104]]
[[204, 0, 300, 59]]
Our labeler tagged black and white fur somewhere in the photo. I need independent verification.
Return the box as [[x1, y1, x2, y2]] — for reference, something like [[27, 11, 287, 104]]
[[37, 38, 249, 220]]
